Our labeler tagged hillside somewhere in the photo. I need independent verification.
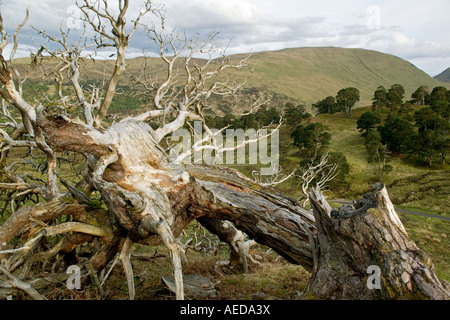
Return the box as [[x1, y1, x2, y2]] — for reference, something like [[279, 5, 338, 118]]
[[15, 47, 448, 112], [434, 67, 450, 83], [222, 47, 448, 106]]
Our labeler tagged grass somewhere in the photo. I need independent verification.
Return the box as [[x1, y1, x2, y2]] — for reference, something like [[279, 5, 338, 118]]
[[399, 212, 450, 281], [224, 47, 448, 106], [115, 247, 310, 300], [217, 262, 309, 300]]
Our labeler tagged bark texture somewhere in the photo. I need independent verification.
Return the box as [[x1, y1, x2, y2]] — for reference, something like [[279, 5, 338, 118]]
[[304, 183, 450, 300], [187, 164, 316, 271]]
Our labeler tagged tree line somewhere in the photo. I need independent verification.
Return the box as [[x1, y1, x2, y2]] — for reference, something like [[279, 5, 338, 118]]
[[314, 87, 360, 118], [356, 85, 450, 179]]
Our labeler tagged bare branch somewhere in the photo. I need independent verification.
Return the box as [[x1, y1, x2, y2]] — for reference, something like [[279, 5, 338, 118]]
[[0, 13, 7, 51], [0, 12, 36, 135], [136, 18, 252, 126], [0, 128, 37, 151], [44, 221, 110, 237], [119, 237, 135, 300], [0, 265, 47, 300], [9, 8, 30, 96], [31, 24, 98, 124], [153, 103, 202, 143], [297, 152, 341, 206], [252, 168, 296, 187], [77, 0, 153, 126]]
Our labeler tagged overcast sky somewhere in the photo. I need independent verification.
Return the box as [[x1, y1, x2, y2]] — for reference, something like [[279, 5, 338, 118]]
[[1, 0, 449, 76]]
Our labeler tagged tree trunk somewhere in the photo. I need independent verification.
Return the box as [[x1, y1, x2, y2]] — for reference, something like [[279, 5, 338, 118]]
[[37, 115, 317, 299], [186, 164, 317, 271], [39, 115, 318, 271], [304, 183, 450, 300], [2, 114, 448, 300]]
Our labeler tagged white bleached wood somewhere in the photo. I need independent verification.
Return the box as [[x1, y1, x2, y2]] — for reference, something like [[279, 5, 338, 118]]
[[119, 237, 135, 300]]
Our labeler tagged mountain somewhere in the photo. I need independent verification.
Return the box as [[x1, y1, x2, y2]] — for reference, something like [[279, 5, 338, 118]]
[[434, 67, 450, 83], [220, 47, 448, 107], [14, 46, 449, 112]]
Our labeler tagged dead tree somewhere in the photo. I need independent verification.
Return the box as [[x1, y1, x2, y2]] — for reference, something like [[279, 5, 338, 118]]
[[0, 2, 313, 300], [305, 183, 449, 300], [0, 1, 448, 301], [297, 152, 340, 207]]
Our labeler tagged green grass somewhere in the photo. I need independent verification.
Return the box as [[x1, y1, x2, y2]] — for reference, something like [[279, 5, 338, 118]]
[[224, 47, 448, 106], [399, 212, 450, 282]]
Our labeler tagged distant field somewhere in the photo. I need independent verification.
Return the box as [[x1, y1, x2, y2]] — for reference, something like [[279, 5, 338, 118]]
[[316, 107, 450, 215]]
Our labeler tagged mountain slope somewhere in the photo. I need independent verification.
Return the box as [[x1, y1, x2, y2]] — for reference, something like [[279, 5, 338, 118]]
[[222, 47, 448, 107], [434, 67, 450, 83], [15, 46, 449, 110]]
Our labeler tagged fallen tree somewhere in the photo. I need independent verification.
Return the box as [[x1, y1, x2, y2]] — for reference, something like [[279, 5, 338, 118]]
[[305, 183, 450, 299], [0, 1, 448, 300]]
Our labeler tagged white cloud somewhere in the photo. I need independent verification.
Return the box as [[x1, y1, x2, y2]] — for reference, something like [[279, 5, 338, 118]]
[[1, 0, 449, 75]]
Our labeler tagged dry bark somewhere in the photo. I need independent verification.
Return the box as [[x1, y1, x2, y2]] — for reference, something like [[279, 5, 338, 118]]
[[304, 183, 450, 300], [186, 164, 316, 271]]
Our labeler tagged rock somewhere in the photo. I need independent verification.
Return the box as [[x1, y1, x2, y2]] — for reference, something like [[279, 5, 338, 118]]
[[161, 274, 217, 299]]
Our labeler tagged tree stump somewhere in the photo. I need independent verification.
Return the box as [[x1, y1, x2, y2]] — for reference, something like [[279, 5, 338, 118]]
[[304, 183, 450, 300]]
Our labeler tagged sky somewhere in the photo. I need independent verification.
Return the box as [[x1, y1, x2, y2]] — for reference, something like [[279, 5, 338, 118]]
[[1, 0, 449, 76]]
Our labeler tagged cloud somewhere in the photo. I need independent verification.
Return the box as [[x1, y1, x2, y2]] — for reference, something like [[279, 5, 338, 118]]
[[164, 0, 262, 28], [1, 0, 449, 75]]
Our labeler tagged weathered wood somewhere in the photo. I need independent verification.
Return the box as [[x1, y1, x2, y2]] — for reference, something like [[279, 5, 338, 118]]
[[197, 217, 250, 272], [162, 274, 217, 299], [0, 265, 46, 300], [3, 112, 448, 301], [0, 201, 90, 258], [305, 183, 450, 300], [187, 164, 316, 272]]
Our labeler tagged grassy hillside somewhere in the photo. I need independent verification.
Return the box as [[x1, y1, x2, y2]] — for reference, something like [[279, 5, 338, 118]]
[[219, 47, 448, 106], [434, 67, 450, 83], [316, 108, 449, 209], [15, 47, 449, 113]]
